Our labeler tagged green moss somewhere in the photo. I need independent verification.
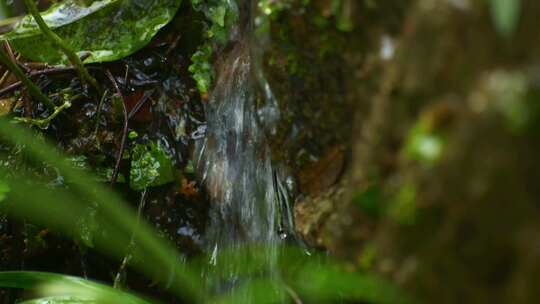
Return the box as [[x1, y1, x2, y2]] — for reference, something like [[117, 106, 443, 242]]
[[129, 142, 175, 191], [188, 0, 239, 93], [261, 2, 352, 164], [67, 155, 126, 183], [188, 43, 213, 94]]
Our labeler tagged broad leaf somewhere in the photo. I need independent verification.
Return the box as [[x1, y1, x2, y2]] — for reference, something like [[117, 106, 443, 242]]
[[2, 0, 117, 38], [0, 271, 151, 304], [0, 0, 182, 64]]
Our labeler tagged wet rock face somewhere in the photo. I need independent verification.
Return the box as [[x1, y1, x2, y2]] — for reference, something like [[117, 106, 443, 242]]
[[259, 5, 354, 169], [264, 1, 409, 256]]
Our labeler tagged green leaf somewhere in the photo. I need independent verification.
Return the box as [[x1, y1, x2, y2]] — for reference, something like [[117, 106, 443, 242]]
[[490, 0, 521, 37], [0, 0, 182, 64], [3, 0, 117, 39], [0, 271, 151, 304], [130, 142, 175, 191], [20, 296, 96, 304]]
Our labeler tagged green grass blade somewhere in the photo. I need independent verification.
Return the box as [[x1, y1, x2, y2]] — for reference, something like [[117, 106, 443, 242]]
[[210, 279, 286, 304], [0, 118, 203, 301]]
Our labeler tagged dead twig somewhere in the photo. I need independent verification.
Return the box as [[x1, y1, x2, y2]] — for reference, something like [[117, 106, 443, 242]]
[[105, 70, 128, 186], [128, 90, 154, 120], [113, 189, 148, 289], [166, 34, 182, 55], [0, 66, 77, 97], [93, 89, 109, 147], [3, 41, 16, 63], [0, 49, 54, 109]]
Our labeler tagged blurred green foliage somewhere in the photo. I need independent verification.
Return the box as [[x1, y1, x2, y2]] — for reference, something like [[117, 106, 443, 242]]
[[0, 119, 413, 303], [353, 184, 383, 219], [388, 182, 417, 225], [404, 117, 446, 165], [490, 0, 521, 37]]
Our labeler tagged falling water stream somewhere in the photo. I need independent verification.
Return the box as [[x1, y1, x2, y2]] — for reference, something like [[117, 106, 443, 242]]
[[194, 0, 297, 291]]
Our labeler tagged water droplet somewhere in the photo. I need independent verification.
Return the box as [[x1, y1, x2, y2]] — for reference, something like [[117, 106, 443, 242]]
[[278, 229, 288, 240]]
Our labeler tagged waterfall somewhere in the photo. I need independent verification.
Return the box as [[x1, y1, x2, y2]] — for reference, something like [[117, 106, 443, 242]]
[[194, 0, 296, 281], [197, 40, 279, 254]]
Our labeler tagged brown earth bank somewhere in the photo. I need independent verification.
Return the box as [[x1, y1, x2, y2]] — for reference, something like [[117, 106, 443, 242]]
[[290, 1, 540, 303]]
